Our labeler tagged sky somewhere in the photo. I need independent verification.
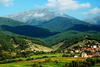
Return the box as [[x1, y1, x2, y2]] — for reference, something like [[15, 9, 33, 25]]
[[0, 0, 100, 20]]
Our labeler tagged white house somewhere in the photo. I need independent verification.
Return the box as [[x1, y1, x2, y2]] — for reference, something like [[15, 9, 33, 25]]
[[74, 55, 79, 58], [81, 52, 88, 57], [93, 45, 97, 48]]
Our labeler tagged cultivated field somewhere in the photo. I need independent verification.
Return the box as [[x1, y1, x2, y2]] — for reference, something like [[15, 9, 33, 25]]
[[0, 53, 87, 67]]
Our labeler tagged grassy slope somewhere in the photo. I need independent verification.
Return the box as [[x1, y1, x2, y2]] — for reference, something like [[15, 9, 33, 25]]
[[52, 42, 65, 51]]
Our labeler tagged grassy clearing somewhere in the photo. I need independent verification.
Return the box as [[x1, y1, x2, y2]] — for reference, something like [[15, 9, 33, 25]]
[[0, 62, 33, 67]]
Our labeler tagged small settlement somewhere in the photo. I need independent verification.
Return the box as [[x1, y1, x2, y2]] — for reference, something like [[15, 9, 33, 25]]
[[64, 44, 100, 58]]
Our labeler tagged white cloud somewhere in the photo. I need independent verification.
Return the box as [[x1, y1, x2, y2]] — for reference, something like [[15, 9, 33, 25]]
[[34, 13, 45, 18], [46, 0, 91, 11], [84, 7, 100, 15], [0, 0, 10, 2], [0, 0, 13, 7]]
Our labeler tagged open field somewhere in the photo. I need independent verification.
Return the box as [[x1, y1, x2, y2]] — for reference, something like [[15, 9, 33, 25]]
[[0, 62, 65, 67], [0, 62, 33, 67], [0, 53, 87, 67]]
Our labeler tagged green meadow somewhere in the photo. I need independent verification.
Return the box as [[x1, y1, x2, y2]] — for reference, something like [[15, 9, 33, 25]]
[[0, 53, 86, 67]]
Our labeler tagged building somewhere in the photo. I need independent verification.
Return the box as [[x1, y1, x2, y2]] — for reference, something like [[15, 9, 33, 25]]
[[81, 52, 88, 57], [93, 45, 97, 48], [95, 52, 100, 56], [75, 50, 80, 53]]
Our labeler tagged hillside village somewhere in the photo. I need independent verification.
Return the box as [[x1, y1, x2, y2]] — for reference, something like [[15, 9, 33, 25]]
[[64, 39, 100, 58]]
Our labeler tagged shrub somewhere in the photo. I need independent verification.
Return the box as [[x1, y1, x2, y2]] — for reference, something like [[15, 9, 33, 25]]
[[7, 60, 17, 63], [35, 57, 42, 59], [86, 58, 96, 66], [42, 56, 48, 58], [62, 54, 69, 57], [63, 63, 68, 67], [18, 59, 23, 61], [26, 58, 34, 61], [44, 58, 51, 62], [32, 63, 42, 67]]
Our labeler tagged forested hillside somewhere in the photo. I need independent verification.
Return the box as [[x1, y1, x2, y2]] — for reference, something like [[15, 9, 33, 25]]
[[0, 32, 52, 61], [44, 30, 100, 49]]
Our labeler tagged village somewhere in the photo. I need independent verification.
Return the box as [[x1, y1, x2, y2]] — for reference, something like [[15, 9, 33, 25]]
[[64, 44, 100, 58]]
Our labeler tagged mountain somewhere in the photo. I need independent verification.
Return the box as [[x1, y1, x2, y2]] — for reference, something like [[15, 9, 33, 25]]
[[5, 9, 74, 25], [38, 17, 91, 32], [0, 25, 57, 38], [0, 17, 26, 26], [2, 9, 100, 50], [85, 16, 100, 25], [0, 17, 57, 38]]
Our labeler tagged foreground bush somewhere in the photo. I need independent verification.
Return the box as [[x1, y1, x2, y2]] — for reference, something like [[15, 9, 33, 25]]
[[26, 58, 34, 61], [32, 63, 42, 67], [67, 58, 97, 67]]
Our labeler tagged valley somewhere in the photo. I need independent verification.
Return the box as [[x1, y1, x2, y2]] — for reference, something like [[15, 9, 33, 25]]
[[0, 4, 100, 67]]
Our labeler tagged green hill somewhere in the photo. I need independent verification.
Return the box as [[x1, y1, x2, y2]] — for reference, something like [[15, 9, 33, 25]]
[[0, 32, 52, 60], [0, 17, 26, 26], [38, 17, 90, 32], [0, 16, 100, 51], [44, 30, 100, 50]]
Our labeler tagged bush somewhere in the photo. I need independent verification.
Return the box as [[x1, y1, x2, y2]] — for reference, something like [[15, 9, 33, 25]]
[[86, 58, 96, 66], [42, 56, 48, 58], [35, 57, 42, 59], [7, 60, 17, 63], [44, 58, 51, 62], [32, 63, 42, 67], [68, 58, 97, 67], [54, 60, 58, 64], [62, 54, 69, 57], [18, 59, 23, 61], [26, 58, 34, 61], [68, 61, 90, 67], [96, 58, 100, 63], [0, 54, 13, 61]]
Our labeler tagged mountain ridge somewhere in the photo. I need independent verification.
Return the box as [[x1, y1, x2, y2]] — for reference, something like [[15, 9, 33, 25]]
[[85, 16, 100, 25], [1, 10, 100, 51], [5, 9, 75, 25], [0, 17, 26, 26]]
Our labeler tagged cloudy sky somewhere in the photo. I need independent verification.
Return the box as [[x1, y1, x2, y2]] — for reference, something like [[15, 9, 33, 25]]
[[0, 0, 100, 19]]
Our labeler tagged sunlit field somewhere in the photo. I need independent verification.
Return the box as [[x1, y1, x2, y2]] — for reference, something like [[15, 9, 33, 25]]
[[0, 53, 87, 67]]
